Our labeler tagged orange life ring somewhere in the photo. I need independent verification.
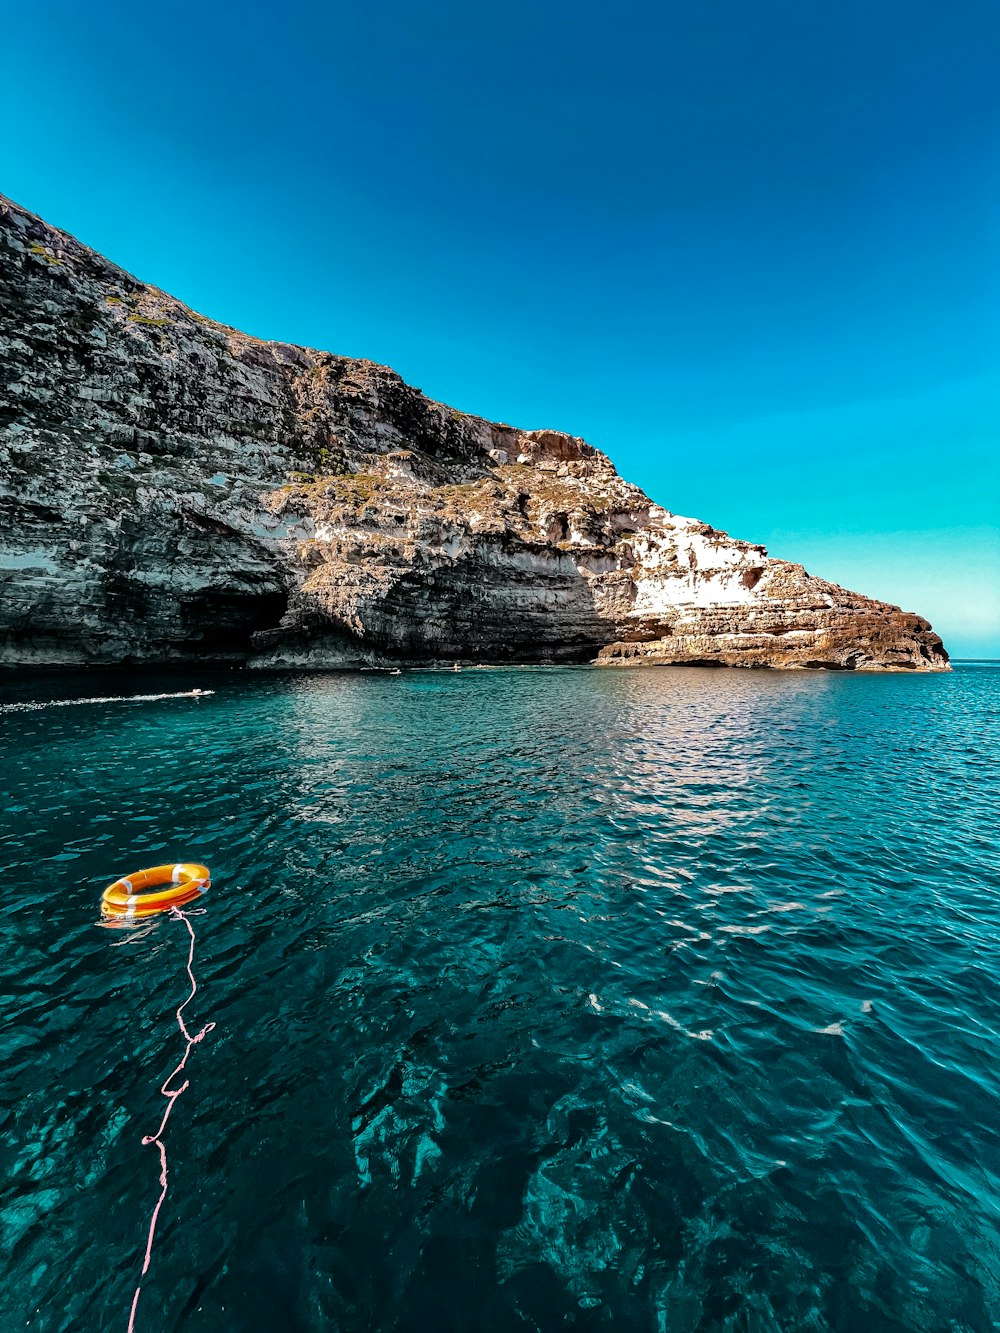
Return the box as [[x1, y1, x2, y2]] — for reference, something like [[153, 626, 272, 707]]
[[101, 863, 210, 920]]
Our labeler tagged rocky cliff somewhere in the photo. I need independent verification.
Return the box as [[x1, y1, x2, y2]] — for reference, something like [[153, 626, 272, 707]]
[[0, 194, 948, 671]]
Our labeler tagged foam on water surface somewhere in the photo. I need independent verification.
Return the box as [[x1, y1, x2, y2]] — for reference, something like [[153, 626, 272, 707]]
[[0, 689, 215, 713]]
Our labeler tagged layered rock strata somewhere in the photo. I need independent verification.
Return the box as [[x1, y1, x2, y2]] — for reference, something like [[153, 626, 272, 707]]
[[0, 195, 948, 671]]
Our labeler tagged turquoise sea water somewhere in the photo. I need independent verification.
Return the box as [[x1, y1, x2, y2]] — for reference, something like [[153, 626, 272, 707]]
[[1, 663, 998, 1332]]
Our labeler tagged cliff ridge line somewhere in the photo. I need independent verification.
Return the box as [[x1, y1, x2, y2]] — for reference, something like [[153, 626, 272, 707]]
[[0, 194, 949, 672]]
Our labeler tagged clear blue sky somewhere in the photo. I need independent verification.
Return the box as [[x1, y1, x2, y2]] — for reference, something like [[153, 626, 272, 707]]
[[3, 1, 998, 655]]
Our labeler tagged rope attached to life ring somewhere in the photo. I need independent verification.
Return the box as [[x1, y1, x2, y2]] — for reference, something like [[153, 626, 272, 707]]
[[126, 904, 216, 1333]]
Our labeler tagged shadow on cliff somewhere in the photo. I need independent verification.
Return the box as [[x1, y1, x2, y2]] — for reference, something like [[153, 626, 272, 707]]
[[268, 543, 623, 667]]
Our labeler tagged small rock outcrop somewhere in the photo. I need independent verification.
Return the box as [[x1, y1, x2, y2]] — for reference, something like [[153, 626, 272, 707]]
[[0, 195, 948, 671]]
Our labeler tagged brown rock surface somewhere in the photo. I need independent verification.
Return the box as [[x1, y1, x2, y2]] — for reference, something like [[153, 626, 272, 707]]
[[0, 194, 948, 671]]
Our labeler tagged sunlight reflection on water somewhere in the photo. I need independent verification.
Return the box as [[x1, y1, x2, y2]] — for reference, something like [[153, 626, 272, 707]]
[[0, 664, 998, 1331]]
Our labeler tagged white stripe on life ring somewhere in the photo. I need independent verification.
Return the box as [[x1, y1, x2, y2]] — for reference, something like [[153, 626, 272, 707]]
[[172, 864, 185, 883]]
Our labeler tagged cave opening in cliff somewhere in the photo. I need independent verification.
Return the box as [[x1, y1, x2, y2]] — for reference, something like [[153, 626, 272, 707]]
[[178, 590, 289, 659]]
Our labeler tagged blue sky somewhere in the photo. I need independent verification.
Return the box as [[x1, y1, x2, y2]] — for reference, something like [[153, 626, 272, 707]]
[[3, 0, 998, 655]]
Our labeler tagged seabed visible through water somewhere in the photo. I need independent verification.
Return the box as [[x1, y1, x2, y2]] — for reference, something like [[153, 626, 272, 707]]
[[1, 663, 998, 1332]]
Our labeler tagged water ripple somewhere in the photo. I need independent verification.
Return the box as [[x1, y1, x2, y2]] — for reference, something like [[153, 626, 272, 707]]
[[0, 663, 998, 1331]]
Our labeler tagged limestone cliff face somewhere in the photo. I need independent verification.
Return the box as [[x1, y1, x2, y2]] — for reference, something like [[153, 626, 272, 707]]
[[0, 194, 948, 671]]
